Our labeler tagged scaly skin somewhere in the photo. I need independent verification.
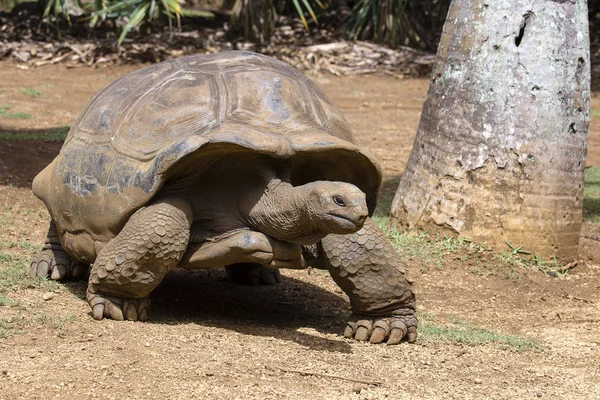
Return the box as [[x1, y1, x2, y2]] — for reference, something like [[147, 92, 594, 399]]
[[30, 220, 88, 280], [86, 199, 192, 321], [318, 217, 417, 344]]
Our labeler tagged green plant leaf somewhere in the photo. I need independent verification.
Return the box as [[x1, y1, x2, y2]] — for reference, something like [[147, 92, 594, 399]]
[[118, 3, 150, 44], [301, 0, 318, 23], [148, 0, 156, 19], [290, 0, 322, 30], [180, 9, 214, 18], [291, 0, 309, 29]]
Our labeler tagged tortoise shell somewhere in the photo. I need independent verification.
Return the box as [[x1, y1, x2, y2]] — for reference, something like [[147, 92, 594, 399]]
[[33, 51, 382, 262]]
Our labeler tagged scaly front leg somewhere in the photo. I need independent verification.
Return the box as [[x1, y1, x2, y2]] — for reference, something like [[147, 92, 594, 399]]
[[310, 217, 417, 344], [87, 198, 192, 321]]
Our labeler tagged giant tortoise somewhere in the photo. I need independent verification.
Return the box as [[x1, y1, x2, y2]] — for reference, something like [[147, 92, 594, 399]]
[[31, 51, 417, 344]]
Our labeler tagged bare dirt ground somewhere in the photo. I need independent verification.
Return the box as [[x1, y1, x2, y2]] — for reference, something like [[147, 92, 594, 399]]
[[0, 63, 600, 399]]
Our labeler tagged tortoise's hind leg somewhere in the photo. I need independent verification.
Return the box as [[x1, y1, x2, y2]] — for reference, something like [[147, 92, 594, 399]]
[[316, 217, 417, 345], [31, 220, 88, 280], [86, 198, 192, 321]]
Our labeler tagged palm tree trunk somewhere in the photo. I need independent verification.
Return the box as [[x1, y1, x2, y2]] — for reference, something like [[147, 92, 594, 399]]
[[389, 0, 590, 263]]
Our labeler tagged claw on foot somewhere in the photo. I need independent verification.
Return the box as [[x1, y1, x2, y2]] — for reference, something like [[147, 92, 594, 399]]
[[344, 315, 418, 345], [87, 290, 149, 322]]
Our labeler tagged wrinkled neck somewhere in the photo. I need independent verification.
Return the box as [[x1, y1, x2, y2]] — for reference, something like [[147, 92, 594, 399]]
[[245, 179, 323, 244]]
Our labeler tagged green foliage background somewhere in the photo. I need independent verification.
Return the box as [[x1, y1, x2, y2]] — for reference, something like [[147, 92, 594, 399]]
[[0, 0, 598, 51]]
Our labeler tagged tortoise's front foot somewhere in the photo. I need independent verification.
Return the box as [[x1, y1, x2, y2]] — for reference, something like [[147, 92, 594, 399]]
[[225, 263, 282, 285], [316, 217, 418, 345], [31, 247, 88, 280], [87, 289, 149, 321], [85, 198, 192, 322], [345, 314, 418, 345]]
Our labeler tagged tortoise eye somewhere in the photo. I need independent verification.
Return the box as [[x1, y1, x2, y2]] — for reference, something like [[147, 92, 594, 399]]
[[333, 196, 346, 207]]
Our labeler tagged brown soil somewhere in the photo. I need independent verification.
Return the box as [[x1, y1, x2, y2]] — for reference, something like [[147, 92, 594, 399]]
[[1, 62, 600, 399]]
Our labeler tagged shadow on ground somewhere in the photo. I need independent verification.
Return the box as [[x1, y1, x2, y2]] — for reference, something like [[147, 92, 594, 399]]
[[374, 176, 401, 218], [63, 268, 353, 353], [0, 129, 67, 187], [583, 167, 600, 224], [584, 197, 600, 223]]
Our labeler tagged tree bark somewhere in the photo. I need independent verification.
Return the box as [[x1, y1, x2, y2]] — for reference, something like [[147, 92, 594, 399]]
[[389, 0, 590, 263]]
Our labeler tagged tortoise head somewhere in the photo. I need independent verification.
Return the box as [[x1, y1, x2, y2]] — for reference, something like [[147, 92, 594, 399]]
[[244, 175, 370, 245], [303, 181, 369, 235]]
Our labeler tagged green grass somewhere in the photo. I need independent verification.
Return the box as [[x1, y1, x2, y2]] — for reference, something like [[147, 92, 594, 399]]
[[0, 243, 60, 303], [0, 245, 65, 338], [373, 176, 401, 218], [591, 108, 600, 118], [0, 239, 41, 253], [0, 312, 77, 339], [375, 217, 473, 272], [0, 126, 69, 141], [0, 251, 58, 293], [0, 204, 71, 339], [373, 177, 474, 272], [418, 314, 543, 352], [0, 315, 27, 339], [19, 88, 42, 98], [32, 311, 77, 331], [486, 249, 565, 278], [376, 217, 570, 278], [0, 212, 13, 228], [0, 105, 33, 119], [583, 166, 600, 227], [0, 292, 13, 306], [374, 169, 599, 277]]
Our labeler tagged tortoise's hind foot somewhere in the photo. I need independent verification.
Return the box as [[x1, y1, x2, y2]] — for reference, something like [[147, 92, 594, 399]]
[[31, 247, 88, 280], [31, 220, 88, 280], [225, 263, 282, 286]]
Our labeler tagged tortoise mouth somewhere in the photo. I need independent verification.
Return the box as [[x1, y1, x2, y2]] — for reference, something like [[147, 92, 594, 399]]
[[324, 213, 366, 233]]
